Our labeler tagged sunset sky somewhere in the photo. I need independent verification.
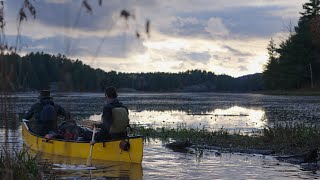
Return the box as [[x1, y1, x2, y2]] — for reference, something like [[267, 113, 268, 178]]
[[4, 0, 305, 77]]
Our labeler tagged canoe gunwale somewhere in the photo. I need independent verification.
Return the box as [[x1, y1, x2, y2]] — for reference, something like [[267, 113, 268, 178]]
[[22, 121, 143, 144]]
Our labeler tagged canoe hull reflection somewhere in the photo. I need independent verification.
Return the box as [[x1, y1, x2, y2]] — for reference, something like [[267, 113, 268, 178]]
[[26, 149, 143, 179]]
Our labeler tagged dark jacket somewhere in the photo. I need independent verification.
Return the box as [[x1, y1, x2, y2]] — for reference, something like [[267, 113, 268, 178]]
[[96, 98, 129, 140], [24, 98, 70, 136]]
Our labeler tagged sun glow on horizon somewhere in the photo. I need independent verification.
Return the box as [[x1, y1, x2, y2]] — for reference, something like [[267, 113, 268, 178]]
[[67, 25, 273, 77]]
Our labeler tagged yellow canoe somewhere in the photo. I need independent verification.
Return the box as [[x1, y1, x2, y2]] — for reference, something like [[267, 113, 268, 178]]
[[22, 121, 143, 163]]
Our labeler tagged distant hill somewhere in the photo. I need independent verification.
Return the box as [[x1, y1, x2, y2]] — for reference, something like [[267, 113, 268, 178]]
[[0, 52, 265, 92], [235, 73, 264, 92]]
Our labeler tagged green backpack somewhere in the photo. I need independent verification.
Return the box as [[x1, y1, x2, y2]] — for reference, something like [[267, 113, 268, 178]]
[[109, 107, 129, 134]]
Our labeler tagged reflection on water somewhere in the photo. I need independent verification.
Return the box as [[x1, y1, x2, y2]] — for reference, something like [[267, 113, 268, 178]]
[[143, 140, 319, 179], [27, 149, 143, 179], [212, 106, 266, 129], [0, 112, 23, 152], [88, 106, 267, 132], [1, 93, 320, 179], [0, 126, 22, 152]]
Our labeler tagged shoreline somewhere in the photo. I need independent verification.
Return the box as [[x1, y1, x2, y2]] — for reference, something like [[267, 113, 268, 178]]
[[257, 90, 320, 96], [3, 90, 320, 96]]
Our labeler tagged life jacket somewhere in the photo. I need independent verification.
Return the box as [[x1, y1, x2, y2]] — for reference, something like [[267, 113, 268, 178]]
[[109, 107, 129, 134], [39, 102, 57, 134]]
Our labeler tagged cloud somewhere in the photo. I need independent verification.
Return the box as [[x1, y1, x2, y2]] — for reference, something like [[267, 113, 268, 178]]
[[223, 46, 253, 57], [4, 0, 137, 40], [63, 31, 270, 77], [168, 16, 206, 37], [171, 51, 212, 64], [205, 17, 229, 37], [238, 65, 248, 71], [44, 0, 69, 4], [1, 0, 306, 77]]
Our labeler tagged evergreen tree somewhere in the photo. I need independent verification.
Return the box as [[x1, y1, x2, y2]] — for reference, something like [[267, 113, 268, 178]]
[[263, 0, 320, 89], [264, 39, 280, 89], [300, 0, 320, 19]]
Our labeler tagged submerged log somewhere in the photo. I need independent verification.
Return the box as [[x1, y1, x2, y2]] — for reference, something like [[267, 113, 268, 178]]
[[276, 148, 318, 164], [300, 162, 319, 171], [238, 149, 275, 155], [195, 145, 275, 155], [165, 140, 193, 152]]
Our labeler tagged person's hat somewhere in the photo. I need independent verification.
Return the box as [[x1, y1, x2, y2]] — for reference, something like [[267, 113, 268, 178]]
[[39, 90, 53, 99], [105, 86, 118, 98]]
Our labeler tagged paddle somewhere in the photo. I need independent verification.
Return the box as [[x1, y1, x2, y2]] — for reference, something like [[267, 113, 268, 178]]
[[86, 125, 96, 165]]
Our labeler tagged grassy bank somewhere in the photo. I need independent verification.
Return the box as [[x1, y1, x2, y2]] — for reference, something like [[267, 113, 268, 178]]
[[0, 148, 44, 180], [131, 123, 320, 155]]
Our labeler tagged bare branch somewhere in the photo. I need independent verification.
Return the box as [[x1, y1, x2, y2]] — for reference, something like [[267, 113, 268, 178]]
[[82, 0, 92, 14], [146, 19, 150, 37], [136, 31, 140, 38], [19, 8, 27, 22], [0, 2, 5, 29], [282, 20, 295, 38], [120, 10, 130, 20]]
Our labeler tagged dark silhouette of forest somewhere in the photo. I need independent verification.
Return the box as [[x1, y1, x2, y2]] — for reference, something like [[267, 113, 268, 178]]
[[0, 52, 263, 92]]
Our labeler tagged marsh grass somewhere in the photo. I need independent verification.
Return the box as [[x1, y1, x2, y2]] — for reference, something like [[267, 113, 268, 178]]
[[262, 123, 320, 154], [0, 147, 44, 180], [131, 122, 320, 155]]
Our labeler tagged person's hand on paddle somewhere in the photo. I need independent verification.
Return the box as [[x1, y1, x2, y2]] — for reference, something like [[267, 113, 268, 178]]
[[90, 140, 95, 145], [92, 123, 101, 129], [90, 124, 97, 145]]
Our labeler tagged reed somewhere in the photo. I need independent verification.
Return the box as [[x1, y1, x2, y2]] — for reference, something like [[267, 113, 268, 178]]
[[131, 122, 320, 155], [261, 122, 320, 154], [0, 148, 44, 180]]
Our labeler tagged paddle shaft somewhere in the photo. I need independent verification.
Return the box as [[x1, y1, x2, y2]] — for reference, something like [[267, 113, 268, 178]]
[[89, 126, 96, 159]]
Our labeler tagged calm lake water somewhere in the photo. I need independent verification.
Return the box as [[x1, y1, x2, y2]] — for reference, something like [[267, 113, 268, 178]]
[[1, 92, 320, 179]]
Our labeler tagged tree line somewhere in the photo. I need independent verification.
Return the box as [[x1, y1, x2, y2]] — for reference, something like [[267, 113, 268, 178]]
[[0, 52, 263, 92], [263, 0, 320, 90]]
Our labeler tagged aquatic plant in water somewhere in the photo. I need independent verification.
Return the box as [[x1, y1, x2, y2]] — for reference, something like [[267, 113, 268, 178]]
[[130, 122, 320, 155], [0, 147, 44, 180]]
